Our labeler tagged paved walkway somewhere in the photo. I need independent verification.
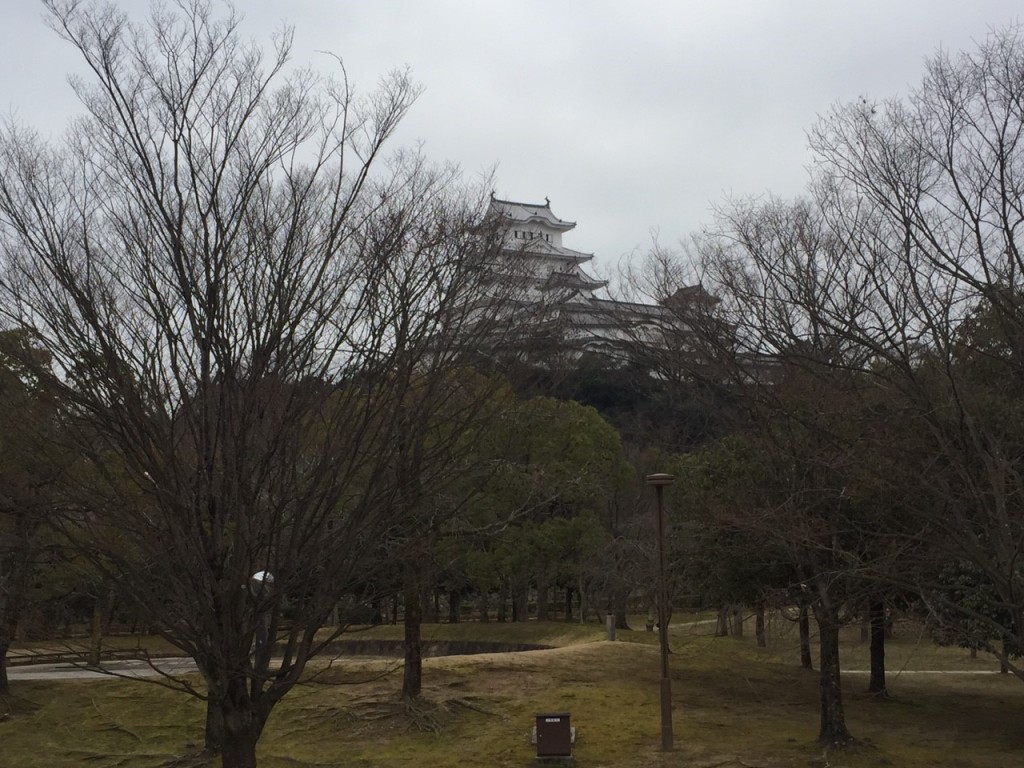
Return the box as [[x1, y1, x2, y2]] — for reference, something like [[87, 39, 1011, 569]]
[[15, 657, 1003, 683], [843, 669, 1002, 675], [8, 657, 198, 681]]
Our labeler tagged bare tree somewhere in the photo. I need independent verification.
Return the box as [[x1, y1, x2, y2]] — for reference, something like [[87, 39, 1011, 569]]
[[0, 3, 509, 766], [643, 24, 1024, 745], [803, 27, 1024, 678], [618, 193, 901, 749]]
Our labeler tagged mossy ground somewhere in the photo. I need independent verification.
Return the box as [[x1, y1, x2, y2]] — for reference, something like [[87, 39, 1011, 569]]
[[3, 614, 1022, 767]]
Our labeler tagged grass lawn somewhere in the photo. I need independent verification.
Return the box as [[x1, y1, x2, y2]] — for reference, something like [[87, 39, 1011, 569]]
[[3, 614, 1022, 767]]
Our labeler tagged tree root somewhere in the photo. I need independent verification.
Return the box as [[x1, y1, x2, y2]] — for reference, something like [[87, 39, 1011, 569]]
[[297, 692, 498, 735], [161, 751, 214, 768], [446, 696, 500, 716], [89, 697, 142, 742], [403, 696, 444, 733], [297, 704, 358, 726]]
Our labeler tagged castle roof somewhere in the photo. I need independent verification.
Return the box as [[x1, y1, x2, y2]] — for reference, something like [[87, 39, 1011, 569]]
[[489, 196, 576, 232], [514, 236, 595, 263], [542, 268, 608, 292]]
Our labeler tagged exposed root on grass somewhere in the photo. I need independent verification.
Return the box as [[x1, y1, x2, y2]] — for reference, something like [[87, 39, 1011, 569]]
[[294, 690, 500, 737], [813, 737, 874, 767], [66, 751, 187, 766], [347, 698, 405, 722], [160, 750, 215, 768], [89, 696, 143, 742], [268, 758, 347, 768], [445, 696, 500, 716], [0, 693, 40, 717], [403, 696, 445, 733], [295, 703, 359, 727], [401, 693, 501, 733]]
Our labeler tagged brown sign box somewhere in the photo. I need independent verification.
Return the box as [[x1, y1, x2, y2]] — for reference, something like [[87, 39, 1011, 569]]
[[535, 712, 572, 757]]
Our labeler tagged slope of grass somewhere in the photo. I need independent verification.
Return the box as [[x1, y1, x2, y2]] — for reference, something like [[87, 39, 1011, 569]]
[[3, 618, 1022, 767], [337, 617, 608, 647]]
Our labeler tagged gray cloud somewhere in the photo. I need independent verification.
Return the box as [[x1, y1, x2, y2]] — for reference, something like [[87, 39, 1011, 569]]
[[4, 0, 1021, 270]]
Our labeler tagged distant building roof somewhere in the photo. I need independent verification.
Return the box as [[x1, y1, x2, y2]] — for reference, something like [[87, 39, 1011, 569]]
[[662, 284, 720, 310]]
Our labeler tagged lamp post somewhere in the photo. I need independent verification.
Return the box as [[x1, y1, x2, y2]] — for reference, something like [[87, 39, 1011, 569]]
[[646, 472, 675, 751], [250, 570, 274, 664]]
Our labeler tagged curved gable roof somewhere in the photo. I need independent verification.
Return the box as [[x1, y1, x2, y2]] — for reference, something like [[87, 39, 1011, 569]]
[[489, 196, 576, 232]]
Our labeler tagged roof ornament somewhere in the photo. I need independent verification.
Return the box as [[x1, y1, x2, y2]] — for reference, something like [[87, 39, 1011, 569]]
[[544, 196, 550, 206]]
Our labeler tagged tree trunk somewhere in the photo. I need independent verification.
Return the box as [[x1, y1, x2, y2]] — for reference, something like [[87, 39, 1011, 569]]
[[755, 603, 766, 648], [220, 734, 258, 768], [195, 660, 224, 755], [421, 581, 436, 623], [564, 586, 573, 622], [103, 591, 117, 635], [497, 582, 508, 623], [447, 590, 460, 624], [730, 605, 744, 637], [220, 699, 263, 768], [478, 591, 490, 623], [799, 604, 813, 670], [402, 569, 423, 699], [868, 598, 887, 697], [205, 698, 224, 755], [815, 602, 852, 747], [0, 594, 13, 695], [0, 641, 9, 696], [88, 592, 108, 667], [614, 590, 630, 630], [536, 580, 550, 621], [512, 585, 528, 622], [715, 606, 729, 637], [391, 593, 399, 625], [1001, 636, 1010, 674]]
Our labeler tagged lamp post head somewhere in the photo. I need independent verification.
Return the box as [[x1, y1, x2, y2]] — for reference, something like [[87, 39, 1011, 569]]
[[645, 473, 675, 487], [250, 571, 274, 590]]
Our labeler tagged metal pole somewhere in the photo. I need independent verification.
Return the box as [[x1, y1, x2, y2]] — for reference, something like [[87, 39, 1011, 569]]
[[655, 482, 673, 751]]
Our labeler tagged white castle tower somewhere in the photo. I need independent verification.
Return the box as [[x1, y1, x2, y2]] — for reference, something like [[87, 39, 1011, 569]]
[[482, 195, 715, 364], [488, 196, 608, 302], [487, 196, 624, 356]]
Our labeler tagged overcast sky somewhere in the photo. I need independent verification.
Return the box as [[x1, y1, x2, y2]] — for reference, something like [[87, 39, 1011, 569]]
[[3, 1, 1022, 274]]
